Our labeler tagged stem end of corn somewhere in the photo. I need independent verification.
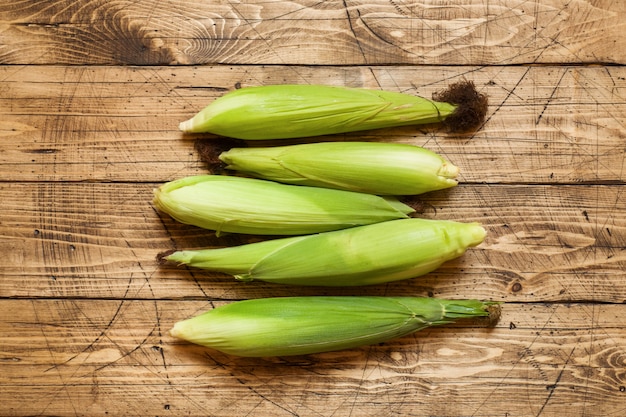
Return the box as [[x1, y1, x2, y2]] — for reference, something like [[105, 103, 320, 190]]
[[466, 302, 503, 328], [195, 138, 246, 172], [156, 249, 177, 265], [433, 80, 488, 133], [486, 303, 503, 326], [398, 196, 427, 215]]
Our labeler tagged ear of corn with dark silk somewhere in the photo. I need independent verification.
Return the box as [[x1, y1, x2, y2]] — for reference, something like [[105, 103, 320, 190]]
[[169, 296, 500, 357], [163, 218, 486, 286], [153, 175, 414, 236], [217, 141, 459, 195], [178, 82, 487, 139]]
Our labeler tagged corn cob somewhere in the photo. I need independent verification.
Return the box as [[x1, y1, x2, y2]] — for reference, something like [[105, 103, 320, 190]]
[[179, 81, 488, 139], [209, 141, 459, 195], [161, 218, 485, 286], [153, 175, 414, 236], [170, 296, 501, 357]]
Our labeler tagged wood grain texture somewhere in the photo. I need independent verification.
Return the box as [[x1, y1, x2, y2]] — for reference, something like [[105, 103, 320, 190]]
[[0, 0, 624, 65], [2, 65, 625, 183], [2, 0, 626, 416], [1, 300, 625, 417]]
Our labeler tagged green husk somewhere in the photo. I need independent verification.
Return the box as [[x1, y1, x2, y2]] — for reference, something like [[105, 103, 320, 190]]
[[169, 296, 501, 357], [152, 175, 414, 236], [214, 141, 459, 195], [162, 218, 486, 286], [179, 82, 488, 139]]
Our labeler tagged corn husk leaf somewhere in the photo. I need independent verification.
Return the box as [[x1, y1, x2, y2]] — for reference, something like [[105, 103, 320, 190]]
[[170, 296, 501, 357], [216, 141, 459, 195], [179, 82, 487, 139], [163, 218, 486, 286], [153, 175, 414, 236]]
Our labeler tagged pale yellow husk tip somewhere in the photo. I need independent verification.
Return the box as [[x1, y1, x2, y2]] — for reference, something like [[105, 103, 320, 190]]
[[439, 162, 460, 180], [179, 119, 194, 132], [169, 322, 185, 339]]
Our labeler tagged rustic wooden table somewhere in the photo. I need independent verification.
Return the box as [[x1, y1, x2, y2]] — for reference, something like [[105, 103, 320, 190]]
[[1, 1, 625, 416]]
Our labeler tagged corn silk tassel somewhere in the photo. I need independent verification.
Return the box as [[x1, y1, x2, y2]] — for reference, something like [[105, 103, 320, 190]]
[[153, 175, 415, 236], [178, 81, 488, 139], [197, 140, 459, 195], [169, 296, 501, 357], [160, 218, 486, 286]]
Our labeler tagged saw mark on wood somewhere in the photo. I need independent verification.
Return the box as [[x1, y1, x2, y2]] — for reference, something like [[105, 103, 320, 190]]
[[482, 66, 531, 126], [536, 346, 576, 416], [92, 321, 158, 372], [45, 297, 129, 372], [350, 345, 375, 416], [151, 299, 169, 377], [226, 0, 309, 84], [535, 68, 568, 125], [31, 300, 80, 416], [573, 69, 626, 181], [580, 302, 599, 415], [342, 0, 367, 64], [209, 352, 302, 416], [470, 299, 579, 417]]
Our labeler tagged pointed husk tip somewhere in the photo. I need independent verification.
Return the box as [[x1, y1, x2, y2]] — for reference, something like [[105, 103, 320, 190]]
[[169, 321, 186, 339], [439, 161, 460, 180], [179, 118, 195, 133], [469, 223, 487, 245]]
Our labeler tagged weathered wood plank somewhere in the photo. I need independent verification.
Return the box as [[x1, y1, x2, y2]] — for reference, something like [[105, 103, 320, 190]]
[[1, 65, 625, 183], [1, 299, 625, 416], [0, 0, 624, 65], [0, 182, 624, 302]]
